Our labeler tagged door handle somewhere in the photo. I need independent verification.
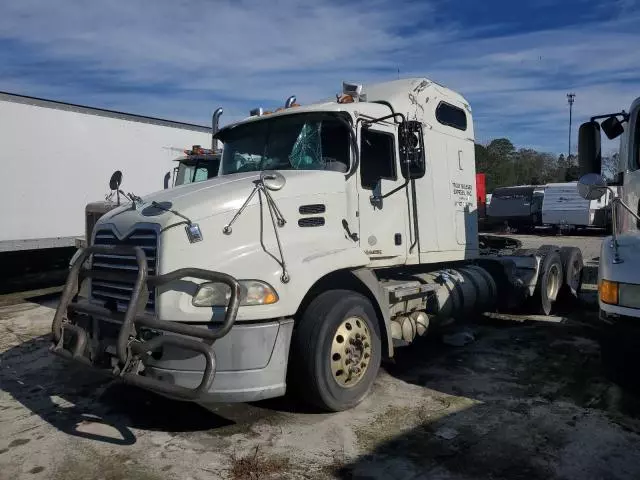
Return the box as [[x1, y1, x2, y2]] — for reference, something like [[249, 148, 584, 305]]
[[458, 150, 463, 170]]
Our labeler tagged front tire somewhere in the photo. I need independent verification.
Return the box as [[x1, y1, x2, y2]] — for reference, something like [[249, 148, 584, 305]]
[[290, 290, 382, 412]]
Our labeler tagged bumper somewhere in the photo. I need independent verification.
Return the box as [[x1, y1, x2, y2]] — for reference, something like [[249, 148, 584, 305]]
[[51, 244, 289, 402], [599, 308, 640, 330], [144, 318, 294, 402]]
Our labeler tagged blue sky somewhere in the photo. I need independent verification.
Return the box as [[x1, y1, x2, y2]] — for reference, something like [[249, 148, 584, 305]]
[[1, 0, 638, 155]]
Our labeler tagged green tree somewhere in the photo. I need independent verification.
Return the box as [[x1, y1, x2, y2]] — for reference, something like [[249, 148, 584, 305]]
[[485, 138, 517, 190], [475, 138, 569, 192], [486, 138, 516, 160]]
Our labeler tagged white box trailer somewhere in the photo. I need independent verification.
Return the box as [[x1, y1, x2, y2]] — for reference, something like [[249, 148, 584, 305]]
[[0, 91, 213, 252], [541, 181, 614, 230]]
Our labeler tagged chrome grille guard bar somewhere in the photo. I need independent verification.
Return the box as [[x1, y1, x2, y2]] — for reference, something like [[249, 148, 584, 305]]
[[51, 245, 241, 400]]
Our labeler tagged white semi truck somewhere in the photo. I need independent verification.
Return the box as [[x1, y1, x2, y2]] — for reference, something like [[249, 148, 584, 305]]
[[51, 78, 583, 411], [576, 101, 640, 380], [0, 91, 214, 253]]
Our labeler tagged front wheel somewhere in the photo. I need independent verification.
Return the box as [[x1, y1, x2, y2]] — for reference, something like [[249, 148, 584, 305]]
[[289, 290, 382, 412]]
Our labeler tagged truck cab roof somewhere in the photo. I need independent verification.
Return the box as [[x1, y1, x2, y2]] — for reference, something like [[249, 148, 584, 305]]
[[216, 78, 473, 139]]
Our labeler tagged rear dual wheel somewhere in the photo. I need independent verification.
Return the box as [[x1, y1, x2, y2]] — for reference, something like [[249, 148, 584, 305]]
[[534, 247, 564, 315], [534, 245, 584, 314], [559, 246, 583, 301], [289, 290, 382, 412]]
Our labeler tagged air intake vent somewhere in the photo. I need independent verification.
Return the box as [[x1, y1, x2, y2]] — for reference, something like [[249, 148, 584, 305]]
[[299, 204, 326, 215], [298, 217, 325, 227]]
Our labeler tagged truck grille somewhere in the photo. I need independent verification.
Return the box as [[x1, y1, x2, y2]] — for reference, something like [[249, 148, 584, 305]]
[[85, 202, 119, 245], [90, 228, 158, 313]]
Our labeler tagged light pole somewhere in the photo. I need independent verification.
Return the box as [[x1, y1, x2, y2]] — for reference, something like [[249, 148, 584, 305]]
[[567, 93, 575, 159]]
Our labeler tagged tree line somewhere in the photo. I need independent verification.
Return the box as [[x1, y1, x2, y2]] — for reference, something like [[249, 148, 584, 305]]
[[475, 138, 580, 193], [475, 138, 618, 193]]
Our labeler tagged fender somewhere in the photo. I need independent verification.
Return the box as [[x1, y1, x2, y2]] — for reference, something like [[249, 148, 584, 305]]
[[351, 267, 394, 357]]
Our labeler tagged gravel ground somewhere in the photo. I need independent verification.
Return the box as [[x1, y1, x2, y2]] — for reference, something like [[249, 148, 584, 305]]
[[3, 233, 640, 480]]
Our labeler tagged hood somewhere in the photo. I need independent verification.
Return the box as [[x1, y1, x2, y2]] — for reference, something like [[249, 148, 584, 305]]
[[99, 169, 346, 229], [600, 232, 640, 284]]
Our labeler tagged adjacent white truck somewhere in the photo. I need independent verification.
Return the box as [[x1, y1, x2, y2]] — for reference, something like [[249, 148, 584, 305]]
[[51, 78, 584, 411], [0, 91, 214, 253], [576, 101, 640, 378]]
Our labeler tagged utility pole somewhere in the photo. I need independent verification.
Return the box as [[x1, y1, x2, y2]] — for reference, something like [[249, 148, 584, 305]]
[[567, 93, 575, 160]]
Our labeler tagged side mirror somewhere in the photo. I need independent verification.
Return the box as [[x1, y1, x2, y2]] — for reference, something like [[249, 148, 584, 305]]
[[601, 116, 625, 140], [109, 170, 123, 191], [578, 121, 602, 177], [577, 173, 607, 200], [164, 171, 171, 189], [399, 120, 426, 179]]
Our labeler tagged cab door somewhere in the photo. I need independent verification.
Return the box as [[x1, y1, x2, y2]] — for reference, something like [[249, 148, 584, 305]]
[[356, 123, 408, 266]]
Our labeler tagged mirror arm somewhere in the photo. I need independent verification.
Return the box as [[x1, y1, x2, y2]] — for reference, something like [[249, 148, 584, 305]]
[[612, 195, 640, 223], [371, 178, 410, 204], [590, 110, 629, 123], [361, 112, 406, 127], [607, 192, 640, 264]]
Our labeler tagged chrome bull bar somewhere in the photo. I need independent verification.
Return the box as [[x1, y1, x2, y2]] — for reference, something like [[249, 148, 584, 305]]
[[51, 244, 241, 400]]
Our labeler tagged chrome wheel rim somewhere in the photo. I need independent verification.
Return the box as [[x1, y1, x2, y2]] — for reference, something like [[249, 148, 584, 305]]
[[331, 316, 372, 388], [547, 264, 561, 300]]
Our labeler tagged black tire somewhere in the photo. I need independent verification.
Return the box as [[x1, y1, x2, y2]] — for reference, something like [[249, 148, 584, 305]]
[[289, 290, 382, 412], [536, 244, 556, 257], [533, 250, 564, 315], [559, 246, 583, 300]]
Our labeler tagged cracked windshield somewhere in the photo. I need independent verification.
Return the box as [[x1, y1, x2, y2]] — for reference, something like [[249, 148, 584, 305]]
[[219, 113, 350, 174]]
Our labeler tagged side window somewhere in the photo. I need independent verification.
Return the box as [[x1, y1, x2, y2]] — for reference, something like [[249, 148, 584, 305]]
[[436, 102, 467, 131], [360, 128, 396, 190]]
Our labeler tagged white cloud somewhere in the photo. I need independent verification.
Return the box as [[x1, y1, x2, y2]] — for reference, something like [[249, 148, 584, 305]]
[[0, 0, 638, 154]]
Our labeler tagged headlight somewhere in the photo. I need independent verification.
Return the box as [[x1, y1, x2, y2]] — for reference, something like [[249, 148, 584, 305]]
[[619, 283, 640, 309], [192, 280, 278, 307], [600, 280, 640, 309]]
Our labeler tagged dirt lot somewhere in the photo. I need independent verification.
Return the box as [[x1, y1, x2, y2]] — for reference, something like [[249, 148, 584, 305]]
[[2, 233, 640, 480]]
